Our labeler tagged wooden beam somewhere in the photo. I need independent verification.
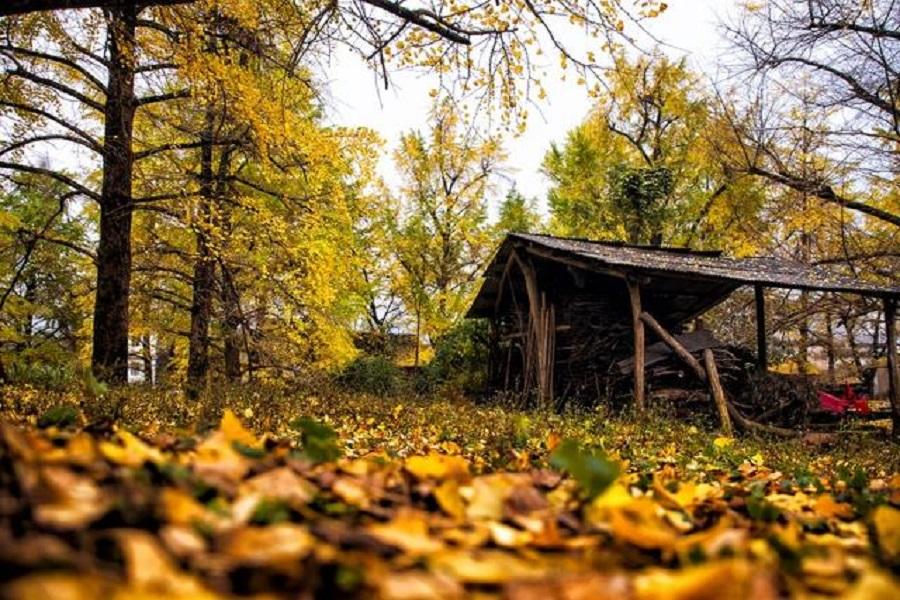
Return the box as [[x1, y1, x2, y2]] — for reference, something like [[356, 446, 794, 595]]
[[640, 311, 707, 382], [627, 279, 645, 412], [885, 298, 899, 442], [510, 250, 553, 407], [703, 349, 733, 436], [754, 284, 768, 373], [524, 245, 627, 280]]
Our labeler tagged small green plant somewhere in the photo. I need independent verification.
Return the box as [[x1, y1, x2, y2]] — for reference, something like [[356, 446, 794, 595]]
[[37, 404, 79, 428], [291, 416, 343, 464], [550, 439, 619, 499]]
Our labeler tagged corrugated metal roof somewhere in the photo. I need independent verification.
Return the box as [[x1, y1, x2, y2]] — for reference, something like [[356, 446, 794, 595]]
[[467, 233, 900, 318]]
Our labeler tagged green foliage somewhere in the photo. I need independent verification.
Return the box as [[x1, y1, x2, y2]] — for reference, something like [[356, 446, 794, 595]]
[[542, 50, 766, 252], [338, 355, 404, 396], [550, 439, 619, 499], [495, 187, 541, 235], [5, 358, 78, 390], [249, 499, 290, 525], [608, 165, 673, 244], [80, 366, 109, 399], [418, 319, 490, 394], [231, 440, 267, 459], [291, 416, 343, 464], [746, 482, 782, 522], [391, 102, 502, 339], [37, 404, 78, 429]]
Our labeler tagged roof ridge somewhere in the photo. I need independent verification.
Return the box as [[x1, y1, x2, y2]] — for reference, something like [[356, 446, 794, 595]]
[[509, 232, 724, 257]]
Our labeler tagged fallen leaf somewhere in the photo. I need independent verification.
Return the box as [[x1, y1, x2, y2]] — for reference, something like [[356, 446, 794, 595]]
[[430, 549, 547, 584], [100, 429, 165, 467], [434, 479, 466, 520], [368, 509, 444, 555], [870, 505, 900, 565], [378, 570, 463, 600], [405, 454, 470, 481], [32, 467, 110, 530], [222, 523, 314, 566]]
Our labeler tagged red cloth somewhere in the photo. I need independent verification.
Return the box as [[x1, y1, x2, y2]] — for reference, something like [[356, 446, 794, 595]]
[[818, 384, 869, 415]]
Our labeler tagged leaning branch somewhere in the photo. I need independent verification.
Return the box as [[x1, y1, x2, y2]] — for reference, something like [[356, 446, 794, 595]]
[[360, 0, 471, 45], [747, 166, 900, 228], [0, 161, 100, 202], [0, 1, 191, 16]]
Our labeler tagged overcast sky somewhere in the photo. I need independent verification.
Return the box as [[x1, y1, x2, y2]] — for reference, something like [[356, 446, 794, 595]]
[[324, 0, 733, 212]]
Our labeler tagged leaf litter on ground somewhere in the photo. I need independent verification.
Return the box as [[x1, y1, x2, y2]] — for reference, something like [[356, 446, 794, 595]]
[[0, 404, 898, 599]]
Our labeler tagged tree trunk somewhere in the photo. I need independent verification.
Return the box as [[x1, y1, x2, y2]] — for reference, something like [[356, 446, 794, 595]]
[[155, 341, 174, 385], [91, 4, 137, 384], [824, 312, 835, 383], [220, 262, 242, 382], [186, 108, 215, 398], [884, 299, 899, 443], [139, 333, 152, 383]]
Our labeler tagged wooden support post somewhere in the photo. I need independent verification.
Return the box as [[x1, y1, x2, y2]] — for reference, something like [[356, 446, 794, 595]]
[[704, 349, 733, 436], [640, 311, 707, 382], [627, 280, 645, 412], [885, 298, 899, 442], [754, 285, 767, 373], [511, 250, 553, 408]]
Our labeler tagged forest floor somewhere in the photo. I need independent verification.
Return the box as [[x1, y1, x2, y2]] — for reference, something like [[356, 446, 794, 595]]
[[0, 384, 898, 598]]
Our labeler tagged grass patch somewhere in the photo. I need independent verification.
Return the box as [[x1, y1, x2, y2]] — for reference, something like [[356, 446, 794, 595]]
[[1, 382, 897, 481]]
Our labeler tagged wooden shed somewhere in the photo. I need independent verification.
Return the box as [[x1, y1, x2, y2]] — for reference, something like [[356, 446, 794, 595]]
[[466, 233, 900, 435]]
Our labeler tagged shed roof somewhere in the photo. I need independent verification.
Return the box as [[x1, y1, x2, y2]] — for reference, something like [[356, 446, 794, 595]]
[[467, 233, 900, 318]]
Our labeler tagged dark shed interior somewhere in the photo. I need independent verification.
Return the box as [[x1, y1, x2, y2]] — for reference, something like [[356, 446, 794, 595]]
[[467, 233, 900, 432]]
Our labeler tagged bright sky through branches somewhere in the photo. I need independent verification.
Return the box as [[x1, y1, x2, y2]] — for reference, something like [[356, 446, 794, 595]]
[[326, 0, 729, 212]]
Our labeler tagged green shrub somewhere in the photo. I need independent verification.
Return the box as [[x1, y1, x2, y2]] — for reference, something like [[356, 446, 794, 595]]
[[5, 356, 77, 390], [419, 320, 490, 394], [338, 355, 403, 395]]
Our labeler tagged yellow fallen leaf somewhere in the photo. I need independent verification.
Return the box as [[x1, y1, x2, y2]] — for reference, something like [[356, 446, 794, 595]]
[[434, 479, 466, 520], [159, 488, 222, 530], [489, 521, 532, 547], [609, 499, 678, 550], [219, 408, 259, 446], [871, 505, 900, 564], [240, 467, 317, 509], [332, 476, 371, 509], [116, 529, 217, 597], [378, 570, 463, 600], [405, 454, 470, 481], [32, 467, 110, 530], [43, 433, 97, 466], [813, 494, 854, 520], [843, 568, 900, 600], [100, 429, 165, 467], [713, 437, 733, 449], [3, 573, 113, 600], [584, 482, 633, 527], [222, 524, 314, 566], [464, 473, 528, 521], [635, 559, 775, 600], [191, 413, 258, 483], [368, 509, 444, 555], [430, 549, 546, 584]]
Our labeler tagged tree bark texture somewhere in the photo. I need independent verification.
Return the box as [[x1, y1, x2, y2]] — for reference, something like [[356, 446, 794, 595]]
[[91, 4, 137, 384]]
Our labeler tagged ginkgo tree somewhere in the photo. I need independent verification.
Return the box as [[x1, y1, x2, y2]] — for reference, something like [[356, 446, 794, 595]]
[[1, 0, 668, 385], [543, 51, 766, 251], [391, 102, 504, 363]]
